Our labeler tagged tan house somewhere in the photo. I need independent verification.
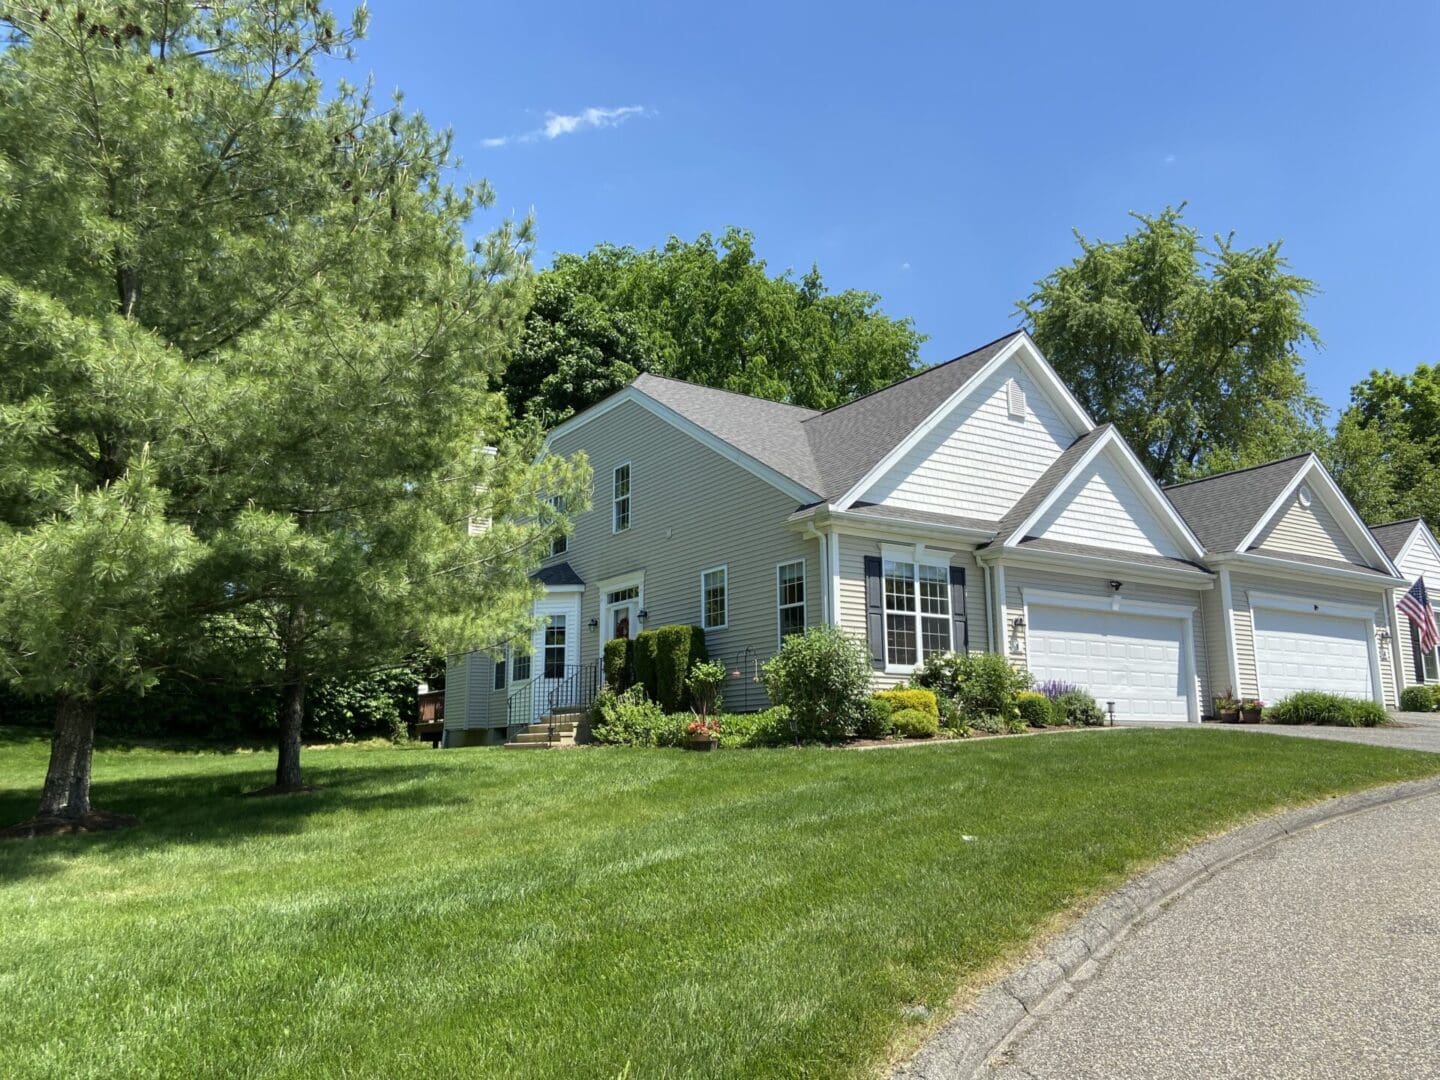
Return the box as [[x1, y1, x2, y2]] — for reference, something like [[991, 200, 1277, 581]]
[[1370, 517, 1440, 688], [445, 331, 1407, 744]]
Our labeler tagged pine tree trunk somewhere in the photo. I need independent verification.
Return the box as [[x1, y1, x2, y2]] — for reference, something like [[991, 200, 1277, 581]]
[[275, 673, 306, 790], [37, 695, 96, 819]]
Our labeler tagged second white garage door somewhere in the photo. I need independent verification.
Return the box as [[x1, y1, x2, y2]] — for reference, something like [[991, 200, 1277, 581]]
[[1252, 606, 1372, 701], [1027, 604, 1190, 722]]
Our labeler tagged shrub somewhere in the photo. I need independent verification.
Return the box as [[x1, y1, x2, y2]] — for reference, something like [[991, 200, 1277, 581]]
[[1051, 688, 1105, 727], [1034, 678, 1079, 700], [633, 632, 659, 702], [762, 627, 871, 743], [716, 706, 794, 748], [590, 686, 667, 746], [890, 707, 939, 739], [935, 694, 966, 733], [1400, 685, 1435, 713], [1015, 691, 1052, 728], [603, 637, 633, 692], [1003, 714, 1029, 735], [634, 625, 709, 712], [1267, 691, 1391, 728], [874, 687, 938, 718], [687, 660, 727, 717], [912, 651, 1030, 720], [969, 713, 1003, 734], [858, 695, 895, 739]]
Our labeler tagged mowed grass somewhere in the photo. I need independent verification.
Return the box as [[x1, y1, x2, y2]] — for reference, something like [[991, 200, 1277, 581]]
[[2, 728, 1437, 1079]]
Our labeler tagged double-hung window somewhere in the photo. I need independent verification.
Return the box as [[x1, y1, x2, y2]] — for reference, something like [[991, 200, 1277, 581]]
[[883, 557, 951, 668], [701, 565, 728, 630], [612, 464, 631, 533], [494, 649, 508, 690], [777, 560, 806, 644], [549, 495, 567, 556], [512, 649, 531, 683], [543, 616, 567, 679]]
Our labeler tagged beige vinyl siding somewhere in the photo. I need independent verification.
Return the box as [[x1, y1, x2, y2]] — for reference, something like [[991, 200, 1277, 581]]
[[1199, 586, 1234, 704], [443, 651, 497, 731], [456, 398, 822, 720], [1228, 572, 1396, 706], [1253, 497, 1365, 565], [1378, 527, 1438, 688], [1032, 454, 1183, 558], [998, 567, 1211, 707], [860, 359, 1081, 519], [835, 532, 989, 688]]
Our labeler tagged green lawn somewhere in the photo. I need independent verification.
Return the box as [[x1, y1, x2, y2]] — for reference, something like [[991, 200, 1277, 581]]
[[2, 728, 1437, 1079]]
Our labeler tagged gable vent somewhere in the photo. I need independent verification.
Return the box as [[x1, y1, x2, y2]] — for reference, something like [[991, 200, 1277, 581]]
[[1006, 378, 1027, 419]]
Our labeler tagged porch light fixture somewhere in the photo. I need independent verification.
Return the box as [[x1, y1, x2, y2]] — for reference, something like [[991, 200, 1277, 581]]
[[1010, 615, 1026, 632], [1377, 628, 1391, 644], [587, 617, 599, 631], [637, 609, 649, 623], [1108, 580, 1123, 591]]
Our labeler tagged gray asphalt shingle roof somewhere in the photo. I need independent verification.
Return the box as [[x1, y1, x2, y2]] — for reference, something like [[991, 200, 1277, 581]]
[[1004, 537, 1213, 576], [994, 425, 1113, 540], [1369, 518, 1423, 560], [531, 562, 584, 587], [1162, 455, 1312, 553], [629, 332, 1026, 500]]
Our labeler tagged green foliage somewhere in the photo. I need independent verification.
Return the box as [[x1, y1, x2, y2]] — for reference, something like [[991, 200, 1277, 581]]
[[1400, 685, 1437, 713], [632, 632, 660, 703], [762, 627, 872, 743], [590, 687, 686, 746], [1330, 365, 1440, 527], [1051, 689, 1106, 727], [1015, 691, 1053, 728], [873, 687, 938, 718], [912, 652, 1030, 721], [858, 695, 895, 740], [969, 714, 1004, 735], [1003, 715, 1029, 735], [890, 708, 939, 739], [536, 227, 925, 413], [687, 660, 727, 718], [714, 707, 794, 748], [1267, 692, 1391, 728], [1018, 205, 1322, 484], [603, 638, 633, 692], [640, 625, 709, 713]]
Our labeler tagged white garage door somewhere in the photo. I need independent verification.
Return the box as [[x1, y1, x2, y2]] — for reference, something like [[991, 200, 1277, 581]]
[[1253, 607, 1372, 701], [1027, 605, 1189, 722]]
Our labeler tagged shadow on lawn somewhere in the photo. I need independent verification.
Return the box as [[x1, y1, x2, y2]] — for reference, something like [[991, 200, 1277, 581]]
[[0, 755, 468, 881]]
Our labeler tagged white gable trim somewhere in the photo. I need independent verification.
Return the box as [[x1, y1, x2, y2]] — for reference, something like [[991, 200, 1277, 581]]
[[834, 333, 1093, 511], [1002, 428, 1208, 561], [1392, 520, 1440, 579], [1237, 456, 1398, 574], [543, 385, 819, 504]]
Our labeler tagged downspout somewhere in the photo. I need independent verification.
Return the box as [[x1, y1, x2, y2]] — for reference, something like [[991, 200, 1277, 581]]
[[994, 563, 1008, 658], [1218, 566, 1241, 699], [1387, 588, 1404, 706], [828, 530, 842, 629], [982, 563, 994, 656]]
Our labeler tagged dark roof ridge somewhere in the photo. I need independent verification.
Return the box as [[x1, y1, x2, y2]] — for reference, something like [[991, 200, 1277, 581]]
[[1163, 452, 1314, 491], [632, 372, 820, 416], [1369, 516, 1424, 531], [801, 329, 1026, 425]]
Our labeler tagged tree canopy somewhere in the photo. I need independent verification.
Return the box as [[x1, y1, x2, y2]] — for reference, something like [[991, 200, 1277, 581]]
[[0, 0, 585, 822], [1017, 206, 1324, 485], [1328, 366, 1440, 528], [508, 227, 925, 422]]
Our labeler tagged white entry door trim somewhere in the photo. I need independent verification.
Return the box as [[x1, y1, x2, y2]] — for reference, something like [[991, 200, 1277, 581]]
[[1021, 588, 1200, 723], [1247, 591, 1382, 706], [531, 593, 582, 723]]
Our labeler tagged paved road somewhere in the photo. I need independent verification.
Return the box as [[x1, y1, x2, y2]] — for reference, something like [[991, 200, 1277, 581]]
[[985, 793, 1440, 1079], [1219, 711, 1440, 754]]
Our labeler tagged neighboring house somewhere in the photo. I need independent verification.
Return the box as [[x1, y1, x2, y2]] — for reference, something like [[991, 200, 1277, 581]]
[[1370, 517, 1440, 688], [445, 330, 1406, 744]]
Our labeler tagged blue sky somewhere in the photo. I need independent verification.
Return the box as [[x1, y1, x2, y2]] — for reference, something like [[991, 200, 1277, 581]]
[[351, 1, 1439, 416]]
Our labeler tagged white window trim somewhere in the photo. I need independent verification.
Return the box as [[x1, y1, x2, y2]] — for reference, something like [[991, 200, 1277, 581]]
[[776, 559, 806, 650], [511, 647, 532, 685], [700, 564, 729, 631], [881, 546, 954, 675], [612, 462, 632, 534], [494, 648, 508, 691]]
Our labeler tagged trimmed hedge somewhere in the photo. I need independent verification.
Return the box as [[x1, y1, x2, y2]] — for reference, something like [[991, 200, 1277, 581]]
[[1050, 688, 1105, 727], [1015, 691, 1052, 728], [874, 687, 938, 718], [655, 625, 709, 713], [859, 695, 895, 739], [890, 707, 939, 739], [603, 637, 633, 692], [1400, 685, 1436, 713], [1267, 691, 1391, 728]]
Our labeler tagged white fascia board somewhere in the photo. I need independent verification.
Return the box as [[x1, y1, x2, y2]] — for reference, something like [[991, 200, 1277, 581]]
[[1392, 521, 1440, 580], [787, 506, 996, 545], [1214, 550, 1405, 590], [834, 333, 1094, 511], [543, 386, 819, 505], [1237, 456, 1399, 575], [1244, 589, 1380, 621], [1021, 587, 1199, 619], [977, 543, 1214, 590], [539, 583, 585, 594], [1002, 428, 1208, 561]]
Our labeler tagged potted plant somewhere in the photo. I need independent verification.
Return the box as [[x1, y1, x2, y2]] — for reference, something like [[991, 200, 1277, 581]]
[[686, 718, 720, 751], [1212, 691, 1241, 724], [1240, 698, 1264, 723]]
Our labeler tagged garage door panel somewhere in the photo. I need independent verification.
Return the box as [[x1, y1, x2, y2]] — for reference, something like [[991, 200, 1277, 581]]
[[1253, 607, 1371, 701], [1028, 604, 1188, 722]]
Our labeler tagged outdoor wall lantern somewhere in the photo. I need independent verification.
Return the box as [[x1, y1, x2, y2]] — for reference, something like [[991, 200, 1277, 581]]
[[587, 617, 599, 631], [638, 609, 650, 623], [1010, 615, 1026, 632], [1108, 580, 1123, 591]]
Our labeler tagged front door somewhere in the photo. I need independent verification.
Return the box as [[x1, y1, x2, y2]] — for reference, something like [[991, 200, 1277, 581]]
[[601, 582, 641, 683], [532, 596, 580, 722]]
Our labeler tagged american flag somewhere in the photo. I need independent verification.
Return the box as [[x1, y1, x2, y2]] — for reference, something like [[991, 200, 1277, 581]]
[[1398, 576, 1439, 653]]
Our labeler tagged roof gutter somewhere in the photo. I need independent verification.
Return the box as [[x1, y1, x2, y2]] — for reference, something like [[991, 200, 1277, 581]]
[[975, 544, 1214, 590], [1210, 551, 1406, 589], [788, 504, 998, 544]]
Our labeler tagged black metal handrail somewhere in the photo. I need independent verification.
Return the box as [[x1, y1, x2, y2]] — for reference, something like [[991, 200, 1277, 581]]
[[504, 662, 598, 735], [546, 662, 598, 739]]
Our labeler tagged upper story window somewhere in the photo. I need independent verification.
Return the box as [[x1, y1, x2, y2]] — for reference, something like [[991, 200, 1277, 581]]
[[612, 463, 631, 533], [549, 495, 567, 556], [701, 565, 728, 631], [883, 557, 951, 668], [777, 560, 806, 645]]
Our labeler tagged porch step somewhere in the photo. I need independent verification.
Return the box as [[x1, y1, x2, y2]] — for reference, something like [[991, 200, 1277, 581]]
[[502, 717, 580, 750]]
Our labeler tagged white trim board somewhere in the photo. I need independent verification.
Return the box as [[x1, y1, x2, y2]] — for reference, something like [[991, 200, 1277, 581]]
[[1390, 520, 1440, 581], [835, 334, 1094, 511], [1246, 590, 1384, 707]]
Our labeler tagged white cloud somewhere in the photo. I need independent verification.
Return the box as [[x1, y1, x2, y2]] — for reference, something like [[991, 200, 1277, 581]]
[[900, 261, 911, 271], [1164, 153, 1177, 164], [483, 105, 648, 149]]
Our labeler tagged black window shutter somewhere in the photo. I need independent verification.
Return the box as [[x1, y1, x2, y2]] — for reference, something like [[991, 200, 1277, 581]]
[[1409, 619, 1425, 684], [863, 555, 885, 669], [949, 565, 968, 653]]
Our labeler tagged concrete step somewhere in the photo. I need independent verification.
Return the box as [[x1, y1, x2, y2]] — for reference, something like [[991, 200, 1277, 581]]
[[502, 742, 552, 750]]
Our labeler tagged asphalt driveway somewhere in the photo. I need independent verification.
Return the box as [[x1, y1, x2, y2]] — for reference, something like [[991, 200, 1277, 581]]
[[984, 791, 1440, 1079], [1217, 711, 1440, 754]]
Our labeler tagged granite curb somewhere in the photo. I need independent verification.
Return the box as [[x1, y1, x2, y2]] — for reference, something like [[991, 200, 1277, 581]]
[[891, 775, 1440, 1080]]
